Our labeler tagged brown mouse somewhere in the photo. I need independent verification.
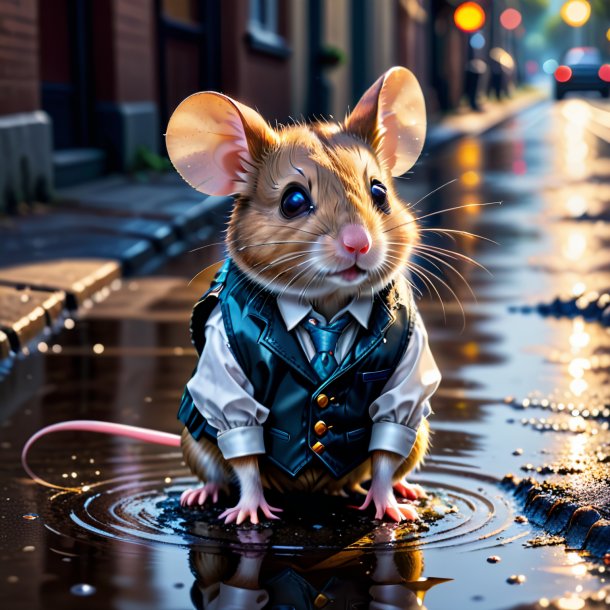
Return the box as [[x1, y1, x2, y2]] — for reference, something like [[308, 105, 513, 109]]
[[167, 66, 441, 525]]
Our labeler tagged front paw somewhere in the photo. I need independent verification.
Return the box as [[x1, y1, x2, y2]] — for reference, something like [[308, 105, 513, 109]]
[[393, 478, 427, 501], [358, 487, 420, 522], [218, 497, 282, 525], [180, 482, 227, 507]]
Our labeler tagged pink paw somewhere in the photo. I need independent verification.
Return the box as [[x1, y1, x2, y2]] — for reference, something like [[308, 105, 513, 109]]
[[180, 483, 225, 507], [357, 487, 421, 523], [393, 478, 427, 501]]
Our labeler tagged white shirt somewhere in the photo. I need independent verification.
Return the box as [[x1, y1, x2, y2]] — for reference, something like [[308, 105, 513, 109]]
[[186, 292, 441, 461]]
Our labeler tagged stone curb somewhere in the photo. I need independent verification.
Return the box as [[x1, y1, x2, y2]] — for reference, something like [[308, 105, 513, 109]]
[[502, 474, 610, 557], [0, 259, 121, 365]]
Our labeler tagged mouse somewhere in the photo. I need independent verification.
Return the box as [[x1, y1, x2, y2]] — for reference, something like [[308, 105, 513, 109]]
[[21, 67, 441, 527], [168, 65, 441, 525]]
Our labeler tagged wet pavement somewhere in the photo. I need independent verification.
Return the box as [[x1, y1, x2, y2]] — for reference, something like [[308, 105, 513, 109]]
[[1, 97, 610, 609]]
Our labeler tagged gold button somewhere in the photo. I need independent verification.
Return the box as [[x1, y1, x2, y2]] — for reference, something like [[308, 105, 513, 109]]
[[316, 394, 329, 408], [314, 420, 328, 436], [311, 441, 325, 454], [314, 593, 329, 608]]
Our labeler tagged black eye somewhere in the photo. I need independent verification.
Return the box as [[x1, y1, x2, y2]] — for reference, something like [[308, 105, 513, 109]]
[[371, 180, 390, 214], [280, 186, 314, 219]]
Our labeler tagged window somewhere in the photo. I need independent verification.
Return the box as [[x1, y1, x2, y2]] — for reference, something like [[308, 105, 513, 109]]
[[247, 0, 290, 58]]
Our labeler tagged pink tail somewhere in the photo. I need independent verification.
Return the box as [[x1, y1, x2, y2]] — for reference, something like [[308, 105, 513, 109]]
[[22, 420, 181, 490]]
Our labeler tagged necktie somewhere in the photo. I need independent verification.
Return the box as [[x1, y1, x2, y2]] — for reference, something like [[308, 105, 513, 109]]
[[302, 314, 351, 380]]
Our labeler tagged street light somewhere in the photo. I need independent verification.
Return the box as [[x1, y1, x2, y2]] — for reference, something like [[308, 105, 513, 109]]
[[560, 0, 591, 28], [454, 2, 486, 33]]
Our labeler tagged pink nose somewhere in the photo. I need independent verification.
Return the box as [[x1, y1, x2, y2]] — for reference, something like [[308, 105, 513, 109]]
[[340, 224, 372, 255]]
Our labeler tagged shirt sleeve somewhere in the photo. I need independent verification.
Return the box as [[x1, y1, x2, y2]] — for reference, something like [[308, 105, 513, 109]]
[[367, 310, 441, 458], [186, 303, 269, 460]]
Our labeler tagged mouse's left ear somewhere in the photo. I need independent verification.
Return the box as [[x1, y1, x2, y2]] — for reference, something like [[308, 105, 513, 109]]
[[344, 66, 426, 177]]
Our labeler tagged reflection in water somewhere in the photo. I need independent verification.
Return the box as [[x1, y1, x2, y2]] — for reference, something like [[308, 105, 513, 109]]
[[187, 540, 450, 610]]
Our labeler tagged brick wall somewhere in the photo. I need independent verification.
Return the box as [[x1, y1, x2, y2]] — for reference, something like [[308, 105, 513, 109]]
[[0, 0, 40, 115], [113, 0, 155, 102], [92, 0, 155, 104]]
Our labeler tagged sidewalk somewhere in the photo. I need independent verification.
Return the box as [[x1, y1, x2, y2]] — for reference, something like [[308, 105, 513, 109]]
[[0, 88, 548, 364]]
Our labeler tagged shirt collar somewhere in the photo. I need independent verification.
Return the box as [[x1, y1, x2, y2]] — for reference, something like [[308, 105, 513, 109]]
[[277, 292, 374, 331]]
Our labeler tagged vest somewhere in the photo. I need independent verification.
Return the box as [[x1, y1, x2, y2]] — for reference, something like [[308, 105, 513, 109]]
[[178, 259, 415, 480]]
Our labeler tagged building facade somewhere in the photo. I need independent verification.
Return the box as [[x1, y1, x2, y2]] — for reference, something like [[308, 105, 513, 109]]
[[0, 0, 474, 213]]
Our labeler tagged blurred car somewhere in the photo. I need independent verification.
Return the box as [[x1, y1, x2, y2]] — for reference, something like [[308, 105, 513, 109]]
[[554, 47, 610, 100]]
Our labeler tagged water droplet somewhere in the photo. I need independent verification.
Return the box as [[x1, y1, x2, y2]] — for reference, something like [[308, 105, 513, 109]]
[[64, 318, 75, 330], [22, 513, 38, 521], [92, 343, 104, 354], [507, 574, 526, 585], [487, 555, 501, 563], [22, 545, 35, 552], [512, 448, 523, 456], [70, 583, 96, 596]]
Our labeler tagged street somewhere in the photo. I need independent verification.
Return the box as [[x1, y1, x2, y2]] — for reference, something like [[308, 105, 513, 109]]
[[1, 97, 609, 609]]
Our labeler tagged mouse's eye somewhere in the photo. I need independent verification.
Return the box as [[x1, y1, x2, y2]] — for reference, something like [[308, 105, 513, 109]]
[[280, 186, 314, 219], [370, 180, 390, 214]]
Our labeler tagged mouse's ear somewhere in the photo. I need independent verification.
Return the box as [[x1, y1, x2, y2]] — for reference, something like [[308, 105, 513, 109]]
[[344, 67, 426, 177], [166, 92, 278, 196]]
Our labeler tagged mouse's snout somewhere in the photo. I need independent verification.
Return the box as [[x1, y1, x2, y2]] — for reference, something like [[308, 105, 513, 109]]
[[339, 224, 372, 256]]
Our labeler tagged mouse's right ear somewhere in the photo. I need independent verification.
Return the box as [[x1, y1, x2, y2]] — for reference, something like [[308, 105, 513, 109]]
[[166, 92, 278, 196]]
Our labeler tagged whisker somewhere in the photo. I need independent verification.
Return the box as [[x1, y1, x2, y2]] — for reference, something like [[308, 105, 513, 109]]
[[411, 248, 478, 303], [237, 240, 314, 252], [418, 228, 499, 245], [408, 259, 466, 331], [396, 242, 492, 275], [383, 201, 502, 234], [411, 178, 458, 208]]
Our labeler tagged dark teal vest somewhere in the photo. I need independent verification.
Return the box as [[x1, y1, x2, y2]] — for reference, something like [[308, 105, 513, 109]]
[[178, 259, 415, 479]]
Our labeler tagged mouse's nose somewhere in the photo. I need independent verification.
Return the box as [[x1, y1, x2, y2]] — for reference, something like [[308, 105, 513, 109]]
[[340, 224, 372, 255]]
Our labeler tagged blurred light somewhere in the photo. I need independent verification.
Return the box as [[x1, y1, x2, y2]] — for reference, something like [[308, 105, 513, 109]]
[[598, 65, 610, 82], [500, 8, 522, 31], [565, 194, 587, 217], [490, 47, 515, 70], [560, 1, 591, 28], [542, 59, 558, 74], [457, 137, 481, 168], [555, 65, 573, 82], [569, 319, 589, 349], [461, 170, 480, 186], [526, 60, 539, 75], [454, 2, 486, 33], [470, 32, 485, 49], [563, 231, 587, 261], [561, 99, 591, 125], [607, 28, 610, 42], [513, 159, 527, 174], [572, 281, 586, 296]]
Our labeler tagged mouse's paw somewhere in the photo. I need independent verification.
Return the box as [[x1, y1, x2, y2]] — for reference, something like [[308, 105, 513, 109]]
[[218, 495, 283, 525], [357, 486, 420, 523], [180, 482, 227, 507], [393, 478, 427, 501]]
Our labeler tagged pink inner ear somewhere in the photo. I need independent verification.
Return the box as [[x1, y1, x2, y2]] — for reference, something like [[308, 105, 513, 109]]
[[376, 69, 426, 177], [166, 92, 257, 197]]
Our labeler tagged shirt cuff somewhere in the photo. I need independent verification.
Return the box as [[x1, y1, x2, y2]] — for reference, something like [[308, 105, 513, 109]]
[[217, 425, 266, 460], [368, 421, 418, 458]]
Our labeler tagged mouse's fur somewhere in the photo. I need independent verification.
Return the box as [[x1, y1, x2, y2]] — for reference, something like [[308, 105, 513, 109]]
[[168, 67, 431, 523]]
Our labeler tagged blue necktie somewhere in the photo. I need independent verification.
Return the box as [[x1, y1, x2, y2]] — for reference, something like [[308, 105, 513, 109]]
[[302, 314, 351, 380]]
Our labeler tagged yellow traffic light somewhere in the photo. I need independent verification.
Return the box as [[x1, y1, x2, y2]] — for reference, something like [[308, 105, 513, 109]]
[[560, 0, 591, 27]]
